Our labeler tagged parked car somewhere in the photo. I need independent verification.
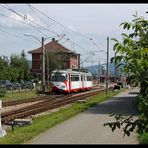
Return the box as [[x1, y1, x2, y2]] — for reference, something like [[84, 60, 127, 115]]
[[21, 81, 35, 89], [12, 82, 21, 90], [0, 80, 12, 90]]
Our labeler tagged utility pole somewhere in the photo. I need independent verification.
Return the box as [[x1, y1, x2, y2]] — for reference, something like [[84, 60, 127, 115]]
[[97, 60, 100, 85], [99, 60, 101, 84], [106, 36, 109, 96], [24, 34, 46, 94], [114, 52, 117, 82], [78, 54, 80, 71], [46, 51, 49, 90], [42, 37, 45, 93]]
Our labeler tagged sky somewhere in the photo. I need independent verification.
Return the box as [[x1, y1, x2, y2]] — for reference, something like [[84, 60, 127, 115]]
[[0, 3, 147, 67]]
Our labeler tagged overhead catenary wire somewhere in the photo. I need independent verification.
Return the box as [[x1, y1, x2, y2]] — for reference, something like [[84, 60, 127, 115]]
[[90, 38, 107, 53], [0, 3, 112, 67], [0, 5, 47, 37], [61, 36, 94, 53], [27, 4, 109, 52], [0, 12, 61, 41], [0, 13, 49, 38], [57, 35, 98, 66], [0, 4, 59, 37], [0, 28, 40, 44], [1, 4, 108, 55], [28, 4, 92, 40], [27, 4, 60, 37]]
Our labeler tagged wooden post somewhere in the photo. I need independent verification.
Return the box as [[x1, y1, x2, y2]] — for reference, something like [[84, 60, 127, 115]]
[[0, 100, 7, 137]]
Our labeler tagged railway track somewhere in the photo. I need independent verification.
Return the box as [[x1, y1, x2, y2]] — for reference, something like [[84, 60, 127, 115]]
[[2, 94, 64, 107], [2, 86, 100, 107], [2, 88, 106, 124]]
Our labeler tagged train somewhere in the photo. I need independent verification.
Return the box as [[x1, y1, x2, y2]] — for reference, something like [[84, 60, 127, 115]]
[[50, 69, 93, 94]]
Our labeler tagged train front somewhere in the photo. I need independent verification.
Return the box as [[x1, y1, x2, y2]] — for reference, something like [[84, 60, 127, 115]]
[[51, 71, 69, 93]]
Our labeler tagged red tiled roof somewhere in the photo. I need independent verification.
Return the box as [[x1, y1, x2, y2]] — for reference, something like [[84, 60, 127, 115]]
[[28, 39, 76, 54]]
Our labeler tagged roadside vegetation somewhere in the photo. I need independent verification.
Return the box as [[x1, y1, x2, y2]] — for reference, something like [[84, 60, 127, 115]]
[[104, 13, 148, 144], [0, 50, 33, 83], [0, 91, 38, 101], [0, 89, 123, 144]]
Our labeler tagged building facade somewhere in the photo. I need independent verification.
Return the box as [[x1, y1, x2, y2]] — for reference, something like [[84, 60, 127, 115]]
[[28, 38, 80, 79]]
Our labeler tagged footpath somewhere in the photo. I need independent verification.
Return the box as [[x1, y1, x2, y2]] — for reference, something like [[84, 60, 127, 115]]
[[27, 88, 139, 144]]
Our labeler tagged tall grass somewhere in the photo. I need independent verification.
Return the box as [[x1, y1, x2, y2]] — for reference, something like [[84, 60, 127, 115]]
[[0, 91, 38, 101]]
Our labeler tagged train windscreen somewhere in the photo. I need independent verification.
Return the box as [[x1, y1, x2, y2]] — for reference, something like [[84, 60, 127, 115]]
[[51, 73, 66, 82]]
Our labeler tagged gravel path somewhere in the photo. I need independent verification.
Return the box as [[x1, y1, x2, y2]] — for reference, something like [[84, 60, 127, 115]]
[[26, 88, 139, 144]]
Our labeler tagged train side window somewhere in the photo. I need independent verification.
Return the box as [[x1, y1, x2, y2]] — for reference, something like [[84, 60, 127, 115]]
[[87, 76, 92, 81], [71, 75, 79, 81]]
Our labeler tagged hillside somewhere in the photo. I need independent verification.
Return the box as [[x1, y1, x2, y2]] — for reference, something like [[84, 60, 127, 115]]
[[85, 63, 120, 77]]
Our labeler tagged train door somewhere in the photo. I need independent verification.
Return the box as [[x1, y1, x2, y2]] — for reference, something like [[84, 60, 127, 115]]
[[67, 73, 70, 93], [81, 74, 84, 91], [79, 73, 82, 90], [83, 74, 87, 90]]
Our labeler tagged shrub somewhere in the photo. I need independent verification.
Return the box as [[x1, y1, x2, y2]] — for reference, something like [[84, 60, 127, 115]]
[[0, 87, 6, 97]]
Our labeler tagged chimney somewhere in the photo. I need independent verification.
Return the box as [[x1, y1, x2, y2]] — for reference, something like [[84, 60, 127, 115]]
[[52, 38, 55, 41]]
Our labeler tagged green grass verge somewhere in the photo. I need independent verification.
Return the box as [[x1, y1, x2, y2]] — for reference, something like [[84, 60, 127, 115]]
[[0, 89, 123, 144], [0, 91, 38, 101], [138, 132, 148, 144]]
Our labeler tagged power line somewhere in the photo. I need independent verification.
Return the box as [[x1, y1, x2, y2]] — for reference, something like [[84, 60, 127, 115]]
[[0, 12, 61, 44], [0, 4, 59, 37], [1, 4, 108, 56], [28, 4, 110, 54], [0, 4, 48, 37], [0, 28, 40, 44], [90, 38, 107, 53], [27, 4, 60, 37], [28, 4, 92, 40], [0, 13, 49, 38], [62, 36, 93, 52], [1, 14, 61, 41], [1, 3, 111, 65]]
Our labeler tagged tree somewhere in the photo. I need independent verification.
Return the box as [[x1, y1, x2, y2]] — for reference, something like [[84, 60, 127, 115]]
[[104, 13, 148, 137], [0, 56, 10, 80], [10, 52, 32, 82], [45, 52, 68, 77]]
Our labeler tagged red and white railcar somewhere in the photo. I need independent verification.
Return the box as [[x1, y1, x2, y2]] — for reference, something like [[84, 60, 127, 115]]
[[50, 69, 93, 93]]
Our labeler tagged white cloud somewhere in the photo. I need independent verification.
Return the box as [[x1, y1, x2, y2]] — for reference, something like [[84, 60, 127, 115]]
[[67, 25, 77, 32], [0, 3, 148, 66]]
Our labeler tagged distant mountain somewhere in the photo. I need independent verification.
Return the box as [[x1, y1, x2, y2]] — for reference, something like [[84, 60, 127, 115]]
[[85, 63, 120, 77]]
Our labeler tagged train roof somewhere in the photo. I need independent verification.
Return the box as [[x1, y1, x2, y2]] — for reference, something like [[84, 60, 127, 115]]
[[51, 69, 92, 75]]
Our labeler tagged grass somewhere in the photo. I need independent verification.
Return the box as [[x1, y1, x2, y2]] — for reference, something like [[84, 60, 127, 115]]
[[0, 91, 38, 101], [138, 132, 148, 144], [0, 89, 123, 144]]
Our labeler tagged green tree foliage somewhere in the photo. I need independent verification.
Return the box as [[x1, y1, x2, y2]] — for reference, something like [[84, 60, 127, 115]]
[[104, 13, 148, 137], [0, 56, 10, 80], [0, 51, 33, 82], [46, 52, 68, 76]]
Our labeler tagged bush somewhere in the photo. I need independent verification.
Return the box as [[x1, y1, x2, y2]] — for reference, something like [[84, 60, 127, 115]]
[[139, 132, 148, 144], [0, 87, 6, 97]]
